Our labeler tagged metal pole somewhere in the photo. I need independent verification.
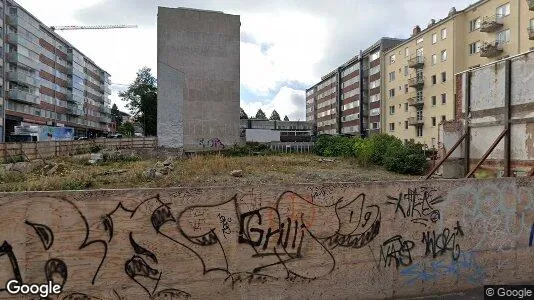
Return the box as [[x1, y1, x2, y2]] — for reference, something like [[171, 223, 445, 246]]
[[503, 59, 511, 177], [464, 72, 471, 176]]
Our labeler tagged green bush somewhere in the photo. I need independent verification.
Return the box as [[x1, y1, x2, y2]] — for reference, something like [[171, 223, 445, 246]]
[[314, 135, 355, 157], [227, 142, 271, 157], [368, 134, 402, 165], [61, 178, 93, 190], [383, 140, 428, 175], [353, 138, 374, 166]]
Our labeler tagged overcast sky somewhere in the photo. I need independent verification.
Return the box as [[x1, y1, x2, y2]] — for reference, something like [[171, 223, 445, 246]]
[[17, 0, 475, 120]]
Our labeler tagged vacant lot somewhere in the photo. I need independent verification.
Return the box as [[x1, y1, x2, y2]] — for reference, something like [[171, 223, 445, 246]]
[[0, 154, 418, 192]]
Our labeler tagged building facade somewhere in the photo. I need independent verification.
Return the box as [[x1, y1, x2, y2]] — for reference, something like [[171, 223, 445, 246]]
[[384, 0, 534, 147], [157, 7, 240, 150], [0, 0, 113, 141], [306, 38, 404, 137]]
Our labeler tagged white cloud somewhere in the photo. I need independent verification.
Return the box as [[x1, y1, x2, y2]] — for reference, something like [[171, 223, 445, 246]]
[[242, 86, 305, 121]]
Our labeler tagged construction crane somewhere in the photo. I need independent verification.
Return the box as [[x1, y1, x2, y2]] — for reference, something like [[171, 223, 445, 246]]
[[50, 25, 138, 31]]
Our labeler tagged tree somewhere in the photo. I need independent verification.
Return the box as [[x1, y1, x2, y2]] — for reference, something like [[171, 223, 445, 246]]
[[255, 108, 267, 120], [269, 110, 281, 121], [117, 122, 135, 137], [119, 67, 157, 136], [240, 107, 249, 119], [283, 115, 289, 121], [111, 103, 122, 127]]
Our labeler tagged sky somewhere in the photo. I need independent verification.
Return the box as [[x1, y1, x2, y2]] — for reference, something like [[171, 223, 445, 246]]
[[17, 0, 476, 120]]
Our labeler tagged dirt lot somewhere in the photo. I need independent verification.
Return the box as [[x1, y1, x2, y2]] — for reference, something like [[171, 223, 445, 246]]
[[0, 153, 418, 192]]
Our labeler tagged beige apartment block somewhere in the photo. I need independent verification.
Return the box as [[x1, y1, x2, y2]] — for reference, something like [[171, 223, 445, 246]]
[[384, 0, 534, 147]]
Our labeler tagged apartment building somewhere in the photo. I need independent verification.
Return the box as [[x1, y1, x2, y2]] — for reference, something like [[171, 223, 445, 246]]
[[0, 0, 112, 141], [384, 0, 534, 147], [306, 38, 404, 136]]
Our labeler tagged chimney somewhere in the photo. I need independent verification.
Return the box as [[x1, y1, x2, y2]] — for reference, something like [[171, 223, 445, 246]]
[[412, 25, 421, 36]]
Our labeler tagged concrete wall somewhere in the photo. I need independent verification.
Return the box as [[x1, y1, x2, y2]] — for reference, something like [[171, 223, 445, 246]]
[[157, 7, 240, 150], [447, 50, 534, 177], [0, 178, 533, 299], [246, 129, 281, 143]]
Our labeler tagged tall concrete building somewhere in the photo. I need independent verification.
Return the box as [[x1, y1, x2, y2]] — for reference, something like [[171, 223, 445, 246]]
[[0, 0, 113, 141], [306, 38, 404, 137], [157, 7, 240, 149], [384, 0, 534, 147]]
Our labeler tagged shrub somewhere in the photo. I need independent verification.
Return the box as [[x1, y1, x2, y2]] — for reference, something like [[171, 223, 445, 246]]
[[353, 138, 374, 166], [227, 142, 271, 157], [383, 140, 428, 175], [314, 135, 355, 157], [368, 134, 402, 165], [61, 178, 93, 190]]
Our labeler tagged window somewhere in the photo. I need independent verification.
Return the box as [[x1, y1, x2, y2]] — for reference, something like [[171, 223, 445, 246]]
[[404, 121, 408, 129], [432, 96, 437, 106], [497, 29, 511, 43], [470, 18, 481, 31], [432, 117, 436, 127], [432, 75, 437, 85], [370, 51, 380, 62], [432, 33, 437, 44], [404, 102, 408, 111], [390, 54, 396, 64], [469, 41, 481, 54], [405, 48, 410, 57], [389, 71, 396, 82], [370, 108, 380, 116], [389, 105, 395, 115], [432, 54, 437, 65], [389, 123, 395, 131], [441, 115, 446, 122], [389, 88, 395, 98], [416, 37, 424, 44], [417, 127, 423, 137], [404, 66, 409, 76], [441, 93, 447, 104], [441, 50, 447, 61], [372, 122, 380, 129], [496, 3, 510, 17], [404, 84, 409, 94], [441, 72, 446, 83], [441, 28, 447, 39]]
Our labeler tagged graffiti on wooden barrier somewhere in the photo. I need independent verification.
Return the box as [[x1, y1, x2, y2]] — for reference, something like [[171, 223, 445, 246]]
[[198, 138, 225, 149], [379, 235, 415, 270], [421, 221, 464, 261], [386, 187, 445, 227]]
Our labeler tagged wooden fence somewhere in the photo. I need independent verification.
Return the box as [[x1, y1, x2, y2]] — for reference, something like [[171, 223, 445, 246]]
[[0, 137, 158, 162]]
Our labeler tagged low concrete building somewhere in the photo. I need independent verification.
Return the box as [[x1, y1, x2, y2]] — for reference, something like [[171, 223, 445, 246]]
[[157, 7, 240, 150], [240, 119, 313, 143]]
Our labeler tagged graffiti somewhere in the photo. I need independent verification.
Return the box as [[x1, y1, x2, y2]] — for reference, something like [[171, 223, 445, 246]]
[[198, 138, 225, 149], [400, 251, 484, 286], [422, 221, 464, 261], [530, 223, 534, 247], [217, 213, 232, 238], [379, 235, 415, 269], [0, 180, 532, 298], [178, 191, 381, 284], [386, 187, 444, 227]]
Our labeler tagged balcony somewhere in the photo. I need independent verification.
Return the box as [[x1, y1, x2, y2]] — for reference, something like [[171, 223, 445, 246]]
[[480, 41, 503, 58], [480, 14, 504, 32], [408, 117, 424, 126], [529, 27, 534, 40], [99, 116, 112, 123], [7, 71, 40, 87], [8, 89, 40, 105], [528, 0, 534, 10], [408, 56, 425, 69], [6, 33, 39, 53], [7, 52, 40, 70], [6, 14, 17, 27], [408, 96, 424, 107], [67, 107, 84, 116], [408, 76, 425, 88]]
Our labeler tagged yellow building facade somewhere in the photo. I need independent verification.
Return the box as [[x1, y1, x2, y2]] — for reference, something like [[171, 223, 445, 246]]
[[383, 0, 534, 147]]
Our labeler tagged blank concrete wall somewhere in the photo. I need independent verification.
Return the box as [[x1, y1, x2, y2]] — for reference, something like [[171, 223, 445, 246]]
[[157, 7, 240, 150], [0, 178, 533, 299], [246, 129, 281, 143]]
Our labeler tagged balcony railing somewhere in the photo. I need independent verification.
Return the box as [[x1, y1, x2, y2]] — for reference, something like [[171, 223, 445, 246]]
[[67, 107, 84, 116], [408, 56, 425, 69], [528, 0, 534, 11], [408, 96, 424, 107], [480, 41, 504, 58], [529, 27, 534, 40], [408, 116, 424, 126], [8, 89, 40, 105], [7, 52, 40, 70], [480, 14, 504, 32], [7, 71, 40, 87], [408, 76, 425, 88]]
